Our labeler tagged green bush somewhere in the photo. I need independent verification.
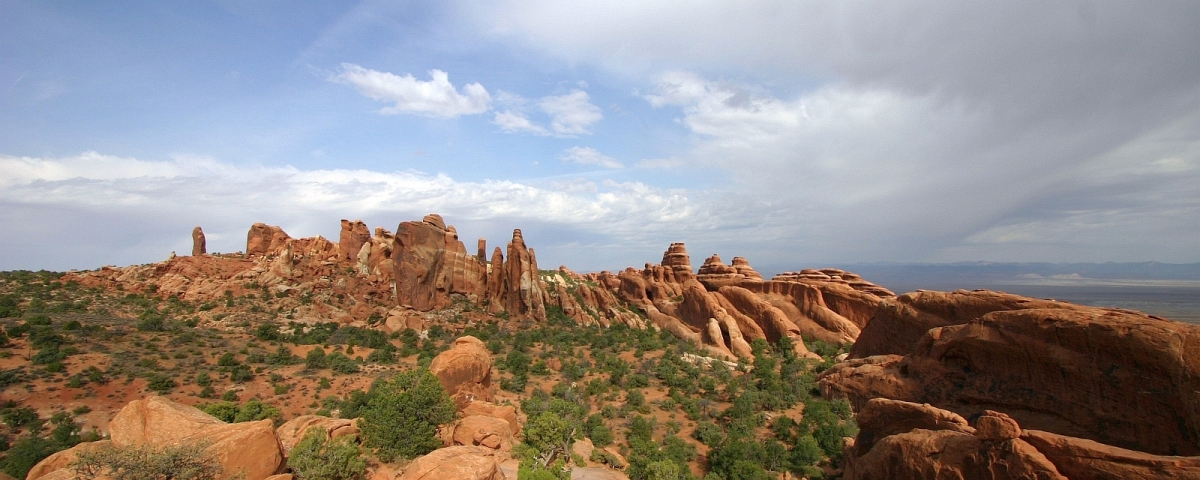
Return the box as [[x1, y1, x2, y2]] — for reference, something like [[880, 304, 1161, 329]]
[[199, 400, 280, 424], [287, 427, 366, 480], [357, 368, 456, 461], [70, 442, 221, 480]]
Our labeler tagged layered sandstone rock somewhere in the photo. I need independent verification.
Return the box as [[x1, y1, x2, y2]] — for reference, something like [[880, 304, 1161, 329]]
[[392, 215, 488, 311], [192, 227, 206, 256], [502, 229, 546, 321], [397, 445, 507, 480], [246, 223, 291, 257], [429, 336, 494, 408], [849, 289, 1074, 358], [822, 293, 1200, 457], [339, 219, 371, 263], [601, 243, 887, 359], [661, 242, 694, 281]]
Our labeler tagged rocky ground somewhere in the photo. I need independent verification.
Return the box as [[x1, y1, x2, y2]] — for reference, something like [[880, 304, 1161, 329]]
[[2, 214, 1198, 479]]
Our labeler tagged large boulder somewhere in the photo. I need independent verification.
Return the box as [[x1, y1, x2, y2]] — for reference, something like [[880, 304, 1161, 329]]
[[451, 415, 515, 452], [430, 336, 494, 408], [106, 396, 283, 480], [195, 419, 284, 480], [26, 440, 112, 480], [462, 401, 521, 435], [109, 396, 225, 446], [397, 445, 506, 480], [275, 415, 359, 455]]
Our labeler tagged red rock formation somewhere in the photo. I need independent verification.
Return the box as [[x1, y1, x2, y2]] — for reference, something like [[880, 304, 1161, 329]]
[[821, 295, 1200, 456], [502, 229, 546, 321], [429, 336, 494, 409], [487, 247, 506, 315], [844, 398, 1200, 480], [397, 445, 506, 480], [849, 289, 1073, 358], [246, 223, 291, 257], [192, 226, 206, 256], [392, 215, 488, 311], [477, 239, 487, 262], [661, 242, 694, 281], [338, 219, 371, 263], [1021, 429, 1200, 479], [844, 400, 1066, 480]]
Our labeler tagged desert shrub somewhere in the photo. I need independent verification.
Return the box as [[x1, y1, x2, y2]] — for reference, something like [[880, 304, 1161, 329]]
[[0, 294, 21, 318], [287, 427, 366, 480], [195, 371, 212, 386], [306, 348, 329, 370], [199, 399, 280, 424], [1, 405, 39, 430], [0, 435, 55, 478], [71, 441, 221, 480], [267, 345, 301, 365], [146, 374, 176, 394], [327, 352, 359, 374], [365, 345, 396, 364], [217, 352, 239, 367], [199, 402, 240, 423], [230, 365, 254, 383], [357, 368, 456, 461]]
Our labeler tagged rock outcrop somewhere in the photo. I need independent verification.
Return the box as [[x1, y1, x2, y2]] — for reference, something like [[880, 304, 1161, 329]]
[[597, 243, 889, 359], [246, 223, 291, 257], [33, 396, 284, 480], [429, 336, 494, 408], [822, 298, 1200, 456], [339, 219, 371, 264], [192, 226, 206, 256], [843, 398, 1200, 480], [397, 445, 507, 480], [502, 229, 545, 321]]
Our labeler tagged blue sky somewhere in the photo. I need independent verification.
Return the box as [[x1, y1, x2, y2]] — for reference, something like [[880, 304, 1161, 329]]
[[2, 1, 1199, 273]]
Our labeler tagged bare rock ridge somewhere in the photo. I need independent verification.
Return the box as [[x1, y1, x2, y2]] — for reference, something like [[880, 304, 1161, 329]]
[[843, 398, 1200, 479], [191, 226, 206, 256], [56, 212, 1200, 477]]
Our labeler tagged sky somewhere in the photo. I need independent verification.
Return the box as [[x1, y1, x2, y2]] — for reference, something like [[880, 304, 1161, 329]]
[[2, 1, 1199, 274]]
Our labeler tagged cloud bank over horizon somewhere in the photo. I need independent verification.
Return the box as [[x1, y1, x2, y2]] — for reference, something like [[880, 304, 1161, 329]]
[[1, 1, 1198, 272]]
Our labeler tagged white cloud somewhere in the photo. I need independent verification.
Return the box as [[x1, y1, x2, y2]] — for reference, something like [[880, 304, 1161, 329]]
[[331, 64, 490, 118], [493, 110, 549, 135], [539, 90, 602, 135], [0, 151, 713, 271], [491, 90, 602, 136], [558, 147, 623, 169]]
